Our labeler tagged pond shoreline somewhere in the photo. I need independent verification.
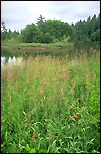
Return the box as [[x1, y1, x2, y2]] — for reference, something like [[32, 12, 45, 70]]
[[1, 45, 46, 50], [1, 43, 100, 66], [1, 45, 68, 50]]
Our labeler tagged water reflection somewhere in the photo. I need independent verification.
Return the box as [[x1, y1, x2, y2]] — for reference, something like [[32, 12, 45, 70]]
[[1, 57, 6, 66], [1, 56, 23, 68], [1, 43, 100, 68]]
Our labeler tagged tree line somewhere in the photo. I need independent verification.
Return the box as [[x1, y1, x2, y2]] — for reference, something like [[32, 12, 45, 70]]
[[1, 13, 100, 44], [72, 13, 100, 43]]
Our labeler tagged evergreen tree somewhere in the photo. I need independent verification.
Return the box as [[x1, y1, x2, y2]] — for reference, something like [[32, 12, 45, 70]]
[[36, 14, 46, 25], [73, 13, 100, 42], [1, 22, 7, 41]]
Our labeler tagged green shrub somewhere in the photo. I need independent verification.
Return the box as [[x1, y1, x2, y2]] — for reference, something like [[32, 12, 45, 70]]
[[42, 32, 53, 43]]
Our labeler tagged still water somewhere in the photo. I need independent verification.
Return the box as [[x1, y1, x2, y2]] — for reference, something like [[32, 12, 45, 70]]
[[1, 43, 100, 68], [1, 56, 23, 66]]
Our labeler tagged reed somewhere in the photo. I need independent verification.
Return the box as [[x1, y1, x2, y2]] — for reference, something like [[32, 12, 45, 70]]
[[1, 49, 100, 153]]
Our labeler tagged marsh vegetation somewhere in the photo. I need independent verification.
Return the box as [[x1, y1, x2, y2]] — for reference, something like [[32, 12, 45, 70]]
[[1, 42, 100, 153]]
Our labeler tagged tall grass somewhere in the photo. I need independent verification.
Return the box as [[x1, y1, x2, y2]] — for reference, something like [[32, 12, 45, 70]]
[[1, 48, 100, 153]]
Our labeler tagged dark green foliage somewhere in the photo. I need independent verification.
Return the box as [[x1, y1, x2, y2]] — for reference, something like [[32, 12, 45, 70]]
[[6, 29, 12, 40], [42, 32, 53, 43], [38, 20, 74, 41], [11, 30, 19, 41], [1, 13, 100, 43], [73, 13, 100, 42], [36, 14, 46, 25], [20, 23, 43, 43], [1, 22, 7, 41], [90, 29, 100, 42], [19, 19, 74, 43]]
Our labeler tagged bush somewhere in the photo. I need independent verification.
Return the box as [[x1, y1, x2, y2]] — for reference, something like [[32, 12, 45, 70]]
[[17, 34, 23, 43], [90, 29, 100, 42], [53, 37, 59, 43], [42, 32, 53, 43], [62, 35, 71, 43]]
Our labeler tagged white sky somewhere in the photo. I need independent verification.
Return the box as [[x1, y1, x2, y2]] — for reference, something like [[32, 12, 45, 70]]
[[1, 1, 100, 32]]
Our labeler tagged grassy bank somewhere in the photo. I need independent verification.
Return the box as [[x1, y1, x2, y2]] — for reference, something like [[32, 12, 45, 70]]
[[1, 41, 74, 48], [1, 48, 100, 153]]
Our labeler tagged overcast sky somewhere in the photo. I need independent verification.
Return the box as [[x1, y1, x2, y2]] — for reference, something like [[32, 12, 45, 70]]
[[1, 1, 100, 32]]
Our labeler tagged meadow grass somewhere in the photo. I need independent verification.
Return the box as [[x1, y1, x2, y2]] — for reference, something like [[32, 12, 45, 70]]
[[1, 41, 74, 48], [1, 48, 100, 153]]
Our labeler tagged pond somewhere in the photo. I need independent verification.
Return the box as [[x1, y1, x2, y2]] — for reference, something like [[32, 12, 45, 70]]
[[1, 43, 100, 68]]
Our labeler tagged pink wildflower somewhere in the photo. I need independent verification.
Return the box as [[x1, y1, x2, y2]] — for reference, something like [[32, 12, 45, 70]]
[[24, 118, 28, 121], [32, 131, 37, 142], [76, 112, 80, 115], [73, 112, 77, 117], [31, 120, 34, 122], [70, 115, 76, 121], [48, 131, 54, 141]]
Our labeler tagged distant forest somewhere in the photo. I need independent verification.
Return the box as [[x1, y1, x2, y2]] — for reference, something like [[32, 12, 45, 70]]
[[1, 13, 100, 43]]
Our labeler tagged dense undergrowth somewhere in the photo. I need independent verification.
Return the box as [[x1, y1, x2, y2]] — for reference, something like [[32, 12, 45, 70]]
[[1, 48, 100, 153]]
